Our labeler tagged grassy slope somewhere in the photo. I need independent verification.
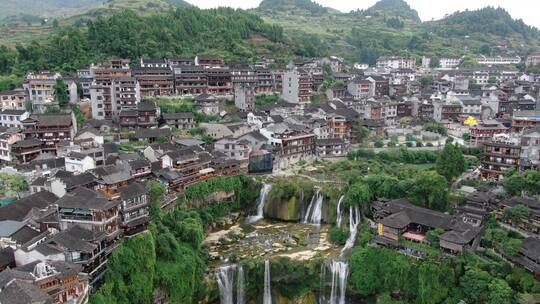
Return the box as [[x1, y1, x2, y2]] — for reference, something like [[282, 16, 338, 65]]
[[256, 8, 540, 62], [0, 0, 189, 46]]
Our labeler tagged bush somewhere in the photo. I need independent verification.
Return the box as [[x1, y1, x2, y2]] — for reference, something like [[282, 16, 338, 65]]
[[330, 227, 348, 245]]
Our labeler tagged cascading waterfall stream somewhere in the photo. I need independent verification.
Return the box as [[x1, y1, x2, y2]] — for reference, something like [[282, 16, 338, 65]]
[[248, 183, 272, 223], [263, 260, 272, 304], [335, 195, 345, 228], [319, 262, 327, 304], [216, 265, 235, 304], [341, 206, 360, 254], [303, 190, 324, 225], [329, 260, 349, 304], [237, 265, 245, 304]]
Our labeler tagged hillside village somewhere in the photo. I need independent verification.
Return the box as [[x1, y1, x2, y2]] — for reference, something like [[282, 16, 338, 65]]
[[0, 1, 540, 304]]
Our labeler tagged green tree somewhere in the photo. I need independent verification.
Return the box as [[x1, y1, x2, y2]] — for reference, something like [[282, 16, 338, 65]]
[[426, 228, 445, 247], [330, 227, 348, 245], [417, 261, 450, 304], [460, 268, 492, 303], [435, 143, 466, 182], [92, 233, 157, 303], [145, 180, 166, 220], [460, 56, 479, 68], [502, 204, 530, 227], [407, 171, 448, 211], [502, 238, 523, 256], [419, 76, 433, 86], [344, 182, 373, 215], [488, 279, 515, 304], [53, 78, 69, 108]]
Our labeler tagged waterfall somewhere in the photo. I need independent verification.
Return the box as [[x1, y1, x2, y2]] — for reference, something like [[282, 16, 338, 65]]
[[341, 207, 360, 254], [329, 260, 349, 304], [335, 195, 345, 228], [237, 265, 245, 304], [248, 183, 272, 223], [303, 190, 324, 225], [319, 262, 327, 304], [216, 265, 235, 304], [263, 260, 272, 304]]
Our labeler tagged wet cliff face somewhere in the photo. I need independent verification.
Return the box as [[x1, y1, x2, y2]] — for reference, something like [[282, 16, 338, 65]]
[[274, 291, 318, 304], [263, 189, 336, 224], [264, 196, 303, 221]]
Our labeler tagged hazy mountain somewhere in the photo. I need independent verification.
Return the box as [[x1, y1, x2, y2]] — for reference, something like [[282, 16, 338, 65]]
[[364, 0, 421, 22], [425, 6, 539, 40], [257, 0, 335, 15]]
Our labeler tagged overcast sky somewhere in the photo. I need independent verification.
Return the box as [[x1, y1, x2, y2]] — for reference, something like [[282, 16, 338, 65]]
[[185, 0, 540, 29]]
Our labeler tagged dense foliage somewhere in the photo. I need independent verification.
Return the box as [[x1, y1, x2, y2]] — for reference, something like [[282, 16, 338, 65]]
[[503, 169, 540, 196], [348, 148, 438, 164], [258, 0, 327, 14], [435, 143, 467, 182], [362, 0, 421, 22], [91, 207, 206, 304], [0, 7, 285, 76], [429, 7, 539, 39]]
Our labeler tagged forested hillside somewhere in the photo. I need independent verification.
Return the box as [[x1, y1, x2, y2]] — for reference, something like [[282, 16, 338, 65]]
[[425, 7, 539, 41], [0, 7, 288, 90], [255, 0, 540, 64]]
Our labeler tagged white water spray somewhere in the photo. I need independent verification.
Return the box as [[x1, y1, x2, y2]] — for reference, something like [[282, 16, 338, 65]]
[[264, 260, 272, 304], [341, 207, 360, 254], [335, 195, 345, 228], [237, 265, 245, 304], [329, 260, 349, 304], [303, 190, 324, 225], [248, 183, 272, 223], [216, 265, 235, 304]]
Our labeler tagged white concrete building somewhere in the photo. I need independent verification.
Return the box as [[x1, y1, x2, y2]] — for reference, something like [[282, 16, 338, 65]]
[[65, 152, 96, 174]]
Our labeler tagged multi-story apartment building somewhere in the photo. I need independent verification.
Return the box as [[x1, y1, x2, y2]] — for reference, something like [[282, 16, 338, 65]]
[[92, 163, 132, 200], [511, 110, 540, 132], [376, 56, 416, 69], [114, 77, 140, 110], [21, 112, 77, 155], [0, 109, 30, 129], [0, 260, 89, 304], [439, 57, 461, 69], [214, 137, 250, 172], [0, 129, 24, 163], [469, 120, 507, 147], [206, 68, 233, 95], [476, 55, 521, 65], [526, 52, 540, 67], [0, 88, 27, 110], [118, 182, 149, 236], [433, 102, 462, 122], [173, 65, 208, 95], [135, 101, 159, 128], [234, 82, 257, 111], [256, 68, 274, 94], [347, 78, 374, 99], [260, 123, 316, 169], [480, 134, 521, 180], [397, 101, 413, 118], [10, 138, 42, 164], [23, 71, 61, 102], [281, 68, 312, 104], [163, 112, 195, 130], [366, 76, 390, 97], [520, 126, 540, 170], [90, 60, 137, 120], [132, 64, 174, 97], [195, 55, 224, 68], [57, 187, 121, 238]]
